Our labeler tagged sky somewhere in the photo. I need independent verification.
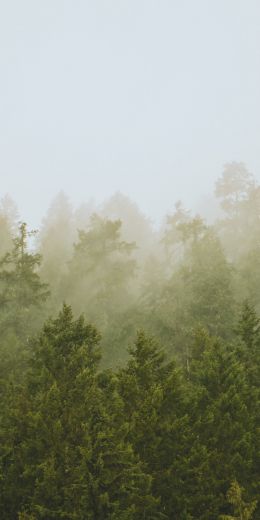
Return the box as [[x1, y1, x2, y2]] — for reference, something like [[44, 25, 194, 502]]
[[0, 0, 260, 227]]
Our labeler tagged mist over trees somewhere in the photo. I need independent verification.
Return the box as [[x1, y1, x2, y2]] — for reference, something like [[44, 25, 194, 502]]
[[0, 162, 259, 519]]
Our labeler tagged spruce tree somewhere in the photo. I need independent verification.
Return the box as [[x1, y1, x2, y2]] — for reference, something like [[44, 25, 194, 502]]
[[186, 333, 258, 519], [220, 480, 257, 520], [118, 331, 190, 518], [1, 306, 160, 519], [0, 222, 49, 337]]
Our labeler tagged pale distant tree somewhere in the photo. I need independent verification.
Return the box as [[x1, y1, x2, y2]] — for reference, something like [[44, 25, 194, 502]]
[[38, 192, 76, 292], [215, 163, 260, 262], [0, 194, 19, 256], [66, 214, 137, 326], [215, 162, 255, 217], [102, 192, 155, 263]]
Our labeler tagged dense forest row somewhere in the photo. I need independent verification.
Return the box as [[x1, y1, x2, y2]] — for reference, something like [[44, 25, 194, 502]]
[[0, 162, 259, 519]]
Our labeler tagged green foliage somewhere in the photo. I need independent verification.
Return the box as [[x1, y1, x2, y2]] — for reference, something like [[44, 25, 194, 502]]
[[186, 332, 259, 519], [238, 246, 260, 311], [0, 222, 49, 336], [237, 301, 260, 350], [0, 222, 50, 440], [0, 170, 260, 518], [118, 332, 190, 517], [219, 480, 257, 520], [236, 301, 260, 392], [18, 513, 36, 520], [1, 307, 160, 519], [65, 215, 136, 321], [151, 223, 236, 363]]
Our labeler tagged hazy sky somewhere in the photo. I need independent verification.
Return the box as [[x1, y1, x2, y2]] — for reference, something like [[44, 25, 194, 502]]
[[0, 0, 259, 226]]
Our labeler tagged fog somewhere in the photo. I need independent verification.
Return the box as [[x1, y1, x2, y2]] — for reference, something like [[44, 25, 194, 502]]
[[1, 4, 260, 519], [1, 0, 260, 227]]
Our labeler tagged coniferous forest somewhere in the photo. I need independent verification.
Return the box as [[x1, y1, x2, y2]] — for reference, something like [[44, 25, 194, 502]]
[[0, 162, 259, 519]]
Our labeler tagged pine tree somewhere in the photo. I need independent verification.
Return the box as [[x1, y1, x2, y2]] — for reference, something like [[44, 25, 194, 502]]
[[152, 223, 236, 362], [118, 331, 190, 518], [0, 222, 49, 337], [237, 301, 260, 350], [186, 334, 258, 519], [1, 306, 161, 519], [0, 223, 50, 460], [236, 303, 260, 509], [219, 480, 257, 520], [66, 215, 136, 320]]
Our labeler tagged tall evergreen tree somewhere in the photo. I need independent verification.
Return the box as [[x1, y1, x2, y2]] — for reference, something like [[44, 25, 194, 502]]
[[1, 306, 161, 519], [150, 222, 236, 361], [186, 331, 258, 519], [118, 331, 190, 518], [0, 222, 49, 337]]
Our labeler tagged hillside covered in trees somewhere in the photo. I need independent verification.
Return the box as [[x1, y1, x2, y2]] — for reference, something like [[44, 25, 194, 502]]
[[0, 162, 259, 519]]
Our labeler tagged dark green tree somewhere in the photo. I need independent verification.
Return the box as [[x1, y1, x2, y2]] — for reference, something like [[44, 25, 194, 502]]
[[0, 222, 49, 337], [186, 331, 258, 519], [1, 306, 160, 519], [118, 331, 190, 518], [0, 221, 50, 422], [219, 480, 257, 520], [63, 215, 137, 364]]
